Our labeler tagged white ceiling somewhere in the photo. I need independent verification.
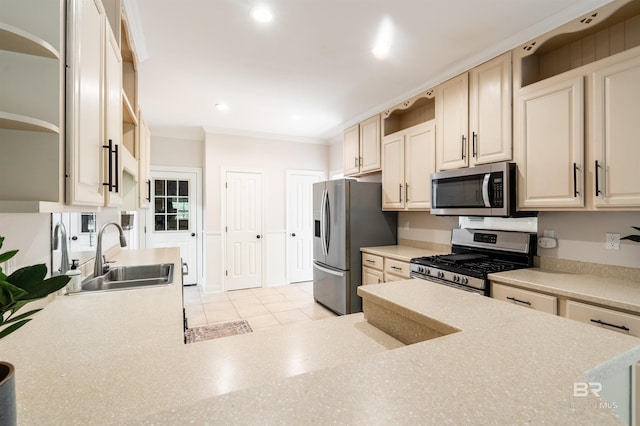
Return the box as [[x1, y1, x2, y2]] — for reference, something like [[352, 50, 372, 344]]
[[131, 0, 612, 142]]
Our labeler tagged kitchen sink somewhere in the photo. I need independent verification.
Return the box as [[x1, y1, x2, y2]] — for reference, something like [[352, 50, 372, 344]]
[[79, 263, 174, 293]]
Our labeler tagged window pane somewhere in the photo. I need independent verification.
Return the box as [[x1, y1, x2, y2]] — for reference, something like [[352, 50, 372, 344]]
[[179, 180, 189, 196], [167, 197, 177, 213], [167, 180, 177, 196], [154, 215, 166, 231], [167, 215, 177, 230], [178, 220, 189, 231], [155, 197, 165, 213], [177, 197, 189, 219], [155, 179, 165, 196]]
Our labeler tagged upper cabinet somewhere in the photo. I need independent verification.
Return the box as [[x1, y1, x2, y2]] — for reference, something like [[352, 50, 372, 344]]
[[436, 52, 513, 171], [513, 0, 640, 211], [0, 0, 65, 212], [343, 114, 381, 177], [381, 90, 436, 211]]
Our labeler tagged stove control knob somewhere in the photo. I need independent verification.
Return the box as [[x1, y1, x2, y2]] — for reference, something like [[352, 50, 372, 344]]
[[425, 268, 431, 275], [461, 277, 469, 285], [454, 275, 460, 282], [437, 271, 444, 279], [418, 267, 425, 274]]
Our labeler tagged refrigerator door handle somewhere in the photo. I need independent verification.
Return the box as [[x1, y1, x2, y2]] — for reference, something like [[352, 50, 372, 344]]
[[313, 262, 344, 277], [321, 189, 328, 256], [324, 189, 330, 255]]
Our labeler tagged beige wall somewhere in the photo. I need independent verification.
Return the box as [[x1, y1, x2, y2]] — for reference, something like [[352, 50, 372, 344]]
[[150, 135, 204, 168], [0, 213, 51, 271], [203, 132, 329, 291], [328, 135, 342, 178]]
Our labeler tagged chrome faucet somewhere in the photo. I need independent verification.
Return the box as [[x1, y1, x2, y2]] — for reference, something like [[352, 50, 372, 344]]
[[52, 222, 70, 275], [94, 221, 127, 277]]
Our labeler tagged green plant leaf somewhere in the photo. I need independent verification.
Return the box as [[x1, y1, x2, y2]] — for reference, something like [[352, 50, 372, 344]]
[[0, 280, 29, 308], [18, 274, 70, 301], [632, 226, 640, 232], [0, 318, 31, 339], [2, 308, 41, 324], [7, 264, 47, 291], [0, 249, 18, 264], [621, 235, 640, 243]]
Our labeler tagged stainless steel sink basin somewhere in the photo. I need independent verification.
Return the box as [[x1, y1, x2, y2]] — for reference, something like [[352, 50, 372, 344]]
[[79, 263, 174, 293]]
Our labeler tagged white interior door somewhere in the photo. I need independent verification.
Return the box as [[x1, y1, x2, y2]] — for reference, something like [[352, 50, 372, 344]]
[[286, 171, 322, 283], [225, 171, 263, 291], [145, 170, 199, 285]]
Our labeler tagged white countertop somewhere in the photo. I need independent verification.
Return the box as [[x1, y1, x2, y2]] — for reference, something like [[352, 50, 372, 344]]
[[489, 268, 640, 314], [361, 245, 446, 262], [3, 248, 639, 424]]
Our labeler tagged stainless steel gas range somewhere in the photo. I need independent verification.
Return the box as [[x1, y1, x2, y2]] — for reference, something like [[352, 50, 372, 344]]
[[410, 228, 536, 296]]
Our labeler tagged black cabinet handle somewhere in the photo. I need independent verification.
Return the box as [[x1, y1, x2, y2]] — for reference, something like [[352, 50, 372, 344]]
[[103, 139, 113, 192], [399, 184, 402, 202], [390, 266, 402, 271], [595, 160, 601, 196], [590, 319, 630, 332], [506, 296, 532, 306], [461, 135, 466, 159], [573, 163, 579, 197], [405, 183, 409, 202], [146, 179, 151, 202], [472, 132, 477, 158], [113, 143, 119, 192]]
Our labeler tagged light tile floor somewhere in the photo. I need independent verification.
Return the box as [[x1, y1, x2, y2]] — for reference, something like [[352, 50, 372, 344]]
[[183, 282, 337, 332]]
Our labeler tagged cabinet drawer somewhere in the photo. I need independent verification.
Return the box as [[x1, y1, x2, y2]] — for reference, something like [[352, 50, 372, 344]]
[[384, 272, 408, 282], [362, 267, 384, 285], [565, 300, 640, 338], [384, 259, 410, 279], [491, 283, 557, 315], [362, 253, 383, 270]]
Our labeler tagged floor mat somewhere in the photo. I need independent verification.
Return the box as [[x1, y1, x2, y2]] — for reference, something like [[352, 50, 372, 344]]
[[184, 320, 253, 343]]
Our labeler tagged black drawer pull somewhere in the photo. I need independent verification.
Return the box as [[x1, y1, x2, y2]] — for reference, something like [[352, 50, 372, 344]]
[[507, 296, 531, 306], [590, 319, 630, 332], [366, 259, 376, 263], [390, 266, 402, 271]]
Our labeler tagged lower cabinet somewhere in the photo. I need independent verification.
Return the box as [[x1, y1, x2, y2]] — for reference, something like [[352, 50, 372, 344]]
[[491, 282, 557, 314], [565, 300, 640, 338], [361, 253, 410, 285]]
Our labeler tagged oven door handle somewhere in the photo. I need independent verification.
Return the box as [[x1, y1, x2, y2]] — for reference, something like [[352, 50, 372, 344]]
[[482, 173, 491, 207]]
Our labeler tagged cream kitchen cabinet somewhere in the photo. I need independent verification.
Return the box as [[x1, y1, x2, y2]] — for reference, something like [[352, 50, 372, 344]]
[[491, 282, 558, 314], [468, 52, 512, 166], [0, 0, 65, 212], [137, 111, 151, 208], [362, 253, 384, 285], [343, 115, 381, 176], [384, 258, 410, 282], [515, 75, 585, 209], [592, 53, 640, 208], [565, 300, 640, 337], [382, 120, 435, 210], [513, 1, 640, 211], [436, 73, 469, 171], [66, 0, 108, 206], [436, 53, 512, 171]]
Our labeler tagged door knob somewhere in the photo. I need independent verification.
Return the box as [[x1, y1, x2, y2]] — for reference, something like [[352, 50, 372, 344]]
[[191, 233, 196, 237], [256, 235, 261, 239], [291, 233, 296, 237]]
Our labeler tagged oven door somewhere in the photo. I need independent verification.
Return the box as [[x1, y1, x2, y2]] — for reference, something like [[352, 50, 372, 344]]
[[430, 162, 512, 217], [410, 272, 485, 296]]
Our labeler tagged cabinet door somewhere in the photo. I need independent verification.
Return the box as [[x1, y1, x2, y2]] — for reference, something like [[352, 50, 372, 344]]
[[592, 54, 640, 208], [359, 115, 381, 173], [515, 76, 584, 209], [469, 52, 512, 166], [66, 0, 105, 206], [436, 72, 469, 171], [405, 121, 435, 210], [103, 24, 122, 207], [381, 134, 405, 209], [343, 124, 360, 176], [362, 266, 384, 285]]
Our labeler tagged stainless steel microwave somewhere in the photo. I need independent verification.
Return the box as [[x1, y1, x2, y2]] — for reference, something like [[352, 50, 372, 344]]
[[430, 162, 529, 217]]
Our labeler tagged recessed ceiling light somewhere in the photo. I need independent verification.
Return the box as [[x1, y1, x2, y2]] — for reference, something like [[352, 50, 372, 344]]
[[372, 16, 394, 60], [215, 103, 230, 111], [252, 5, 273, 23]]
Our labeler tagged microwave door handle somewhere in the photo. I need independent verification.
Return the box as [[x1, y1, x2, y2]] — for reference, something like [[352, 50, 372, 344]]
[[482, 174, 491, 207]]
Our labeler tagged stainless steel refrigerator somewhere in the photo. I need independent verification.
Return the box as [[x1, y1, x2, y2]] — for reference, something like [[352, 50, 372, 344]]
[[313, 179, 397, 315]]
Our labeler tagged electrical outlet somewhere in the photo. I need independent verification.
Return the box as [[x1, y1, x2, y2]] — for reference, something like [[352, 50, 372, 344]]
[[404, 221, 410, 229], [605, 233, 620, 250], [543, 229, 555, 238]]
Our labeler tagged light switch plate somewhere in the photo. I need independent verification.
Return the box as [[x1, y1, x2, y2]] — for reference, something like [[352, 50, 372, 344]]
[[605, 233, 620, 250]]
